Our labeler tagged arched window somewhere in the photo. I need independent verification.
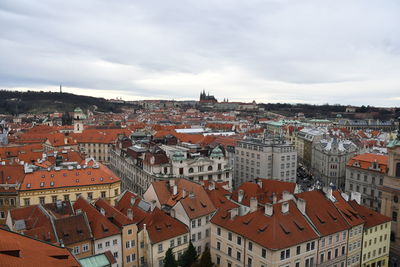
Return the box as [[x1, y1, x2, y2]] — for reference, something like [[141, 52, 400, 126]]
[[208, 166, 213, 171], [188, 168, 194, 173], [394, 195, 399, 203]]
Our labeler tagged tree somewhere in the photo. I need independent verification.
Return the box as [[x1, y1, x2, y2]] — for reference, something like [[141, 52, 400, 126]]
[[163, 248, 178, 267], [178, 241, 198, 267], [199, 246, 213, 267]]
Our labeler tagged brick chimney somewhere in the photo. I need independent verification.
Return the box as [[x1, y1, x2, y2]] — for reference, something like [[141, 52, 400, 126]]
[[238, 189, 244, 203], [264, 203, 273, 216], [250, 197, 258, 212]]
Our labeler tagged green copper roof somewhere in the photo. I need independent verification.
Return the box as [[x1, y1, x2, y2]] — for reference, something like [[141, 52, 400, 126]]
[[79, 254, 111, 267], [172, 151, 185, 161], [74, 107, 83, 113], [211, 146, 224, 157], [388, 139, 400, 148]]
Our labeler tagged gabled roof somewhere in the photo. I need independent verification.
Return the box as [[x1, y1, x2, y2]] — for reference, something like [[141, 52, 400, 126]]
[[231, 179, 296, 206], [0, 228, 80, 266], [349, 200, 391, 229], [73, 197, 121, 240], [20, 163, 120, 191], [211, 201, 319, 250], [54, 213, 92, 246], [151, 179, 216, 219], [296, 191, 350, 236], [331, 191, 364, 227], [138, 207, 189, 244], [115, 191, 151, 224], [94, 198, 133, 228], [347, 153, 388, 174]]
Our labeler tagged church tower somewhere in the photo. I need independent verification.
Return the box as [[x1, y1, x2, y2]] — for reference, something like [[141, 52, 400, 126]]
[[73, 107, 86, 133]]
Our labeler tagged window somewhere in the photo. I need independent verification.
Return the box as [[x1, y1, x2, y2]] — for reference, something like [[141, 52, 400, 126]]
[[158, 244, 163, 253], [126, 241, 131, 249], [247, 257, 252, 267], [280, 249, 290, 260], [393, 211, 398, 222], [237, 236, 242, 245], [320, 253, 324, 263], [87, 192, 93, 200], [64, 194, 69, 201], [197, 232, 201, 240], [39, 197, 45, 205], [228, 232, 232, 241], [236, 251, 241, 261], [197, 218, 201, 227], [24, 198, 30, 206], [228, 247, 232, 257], [217, 241, 221, 250], [140, 241, 144, 248], [191, 220, 196, 228], [105, 241, 110, 247], [262, 248, 266, 258], [192, 234, 196, 242], [128, 229, 133, 235], [248, 241, 253, 251], [101, 191, 106, 198], [217, 228, 221, 235], [328, 251, 331, 260], [98, 243, 103, 249], [113, 252, 118, 259], [73, 246, 80, 255], [170, 239, 175, 248], [297, 245, 301, 254], [82, 243, 89, 252]]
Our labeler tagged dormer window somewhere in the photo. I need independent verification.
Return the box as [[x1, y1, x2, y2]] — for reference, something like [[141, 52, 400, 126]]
[[353, 161, 360, 168]]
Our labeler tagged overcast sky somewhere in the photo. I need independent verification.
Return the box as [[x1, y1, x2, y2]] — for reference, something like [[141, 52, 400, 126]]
[[1, 0, 400, 106]]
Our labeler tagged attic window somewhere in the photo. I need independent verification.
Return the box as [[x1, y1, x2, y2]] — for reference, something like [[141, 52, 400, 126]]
[[243, 218, 253, 225], [63, 173, 67, 177], [100, 177, 104, 181], [40, 182, 44, 187], [328, 211, 337, 221], [50, 181, 55, 187], [189, 206, 195, 211], [91, 178, 95, 181], [87, 171, 91, 175], [76, 172, 79, 176], [102, 224, 109, 232], [316, 215, 325, 224], [165, 223, 172, 228], [258, 225, 268, 232], [41, 175, 45, 178], [77, 229, 83, 234], [293, 221, 304, 231], [280, 224, 291, 234], [76, 179, 79, 183], [51, 174, 54, 178], [26, 183, 31, 188], [156, 225, 162, 231], [200, 201, 207, 208]]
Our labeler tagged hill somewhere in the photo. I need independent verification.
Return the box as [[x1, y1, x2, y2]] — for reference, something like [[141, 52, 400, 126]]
[[0, 90, 135, 115]]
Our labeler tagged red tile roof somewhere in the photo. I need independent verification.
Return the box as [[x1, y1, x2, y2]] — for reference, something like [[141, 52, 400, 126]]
[[348, 200, 391, 229], [296, 191, 350, 236], [347, 153, 388, 174], [332, 191, 364, 227], [211, 201, 319, 250], [54, 213, 92, 246], [20, 163, 120, 191], [151, 179, 216, 219], [231, 179, 296, 206], [0, 228, 80, 266], [138, 207, 189, 244], [72, 129, 131, 144], [94, 198, 133, 228], [73, 197, 121, 240]]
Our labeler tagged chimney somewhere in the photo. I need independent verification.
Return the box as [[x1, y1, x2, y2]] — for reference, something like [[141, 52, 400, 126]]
[[296, 198, 306, 214], [127, 208, 133, 220], [169, 179, 175, 187], [282, 191, 292, 201], [182, 189, 187, 198], [230, 208, 238, 220], [100, 208, 105, 216], [264, 203, 273, 217], [173, 185, 178, 195], [327, 187, 333, 200], [64, 137, 68, 144], [257, 179, 263, 189], [189, 191, 195, 199], [130, 196, 136, 205], [150, 200, 156, 211], [272, 192, 277, 204], [208, 181, 215, 191], [238, 189, 244, 203], [250, 197, 258, 212], [350, 191, 361, 204], [281, 202, 289, 214]]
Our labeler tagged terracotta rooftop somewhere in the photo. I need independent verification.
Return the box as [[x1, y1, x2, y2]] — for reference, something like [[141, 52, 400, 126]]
[[211, 201, 319, 250], [73, 197, 121, 240], [347, 153, 388, 174], [296, 191, 350, 236], [349, 200, 391, 229], [138, 207, 189, 244], [332, 191, 364, 227], [0, 228, 80, 266], [54, 213, 92, 246], [20, 163, 120, 191]]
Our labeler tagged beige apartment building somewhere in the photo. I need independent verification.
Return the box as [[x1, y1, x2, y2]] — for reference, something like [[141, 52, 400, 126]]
[[210, 200, 319, 267]]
